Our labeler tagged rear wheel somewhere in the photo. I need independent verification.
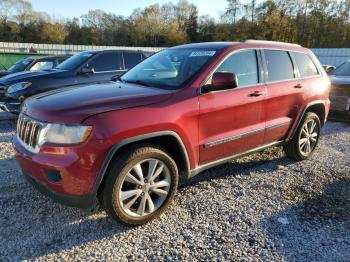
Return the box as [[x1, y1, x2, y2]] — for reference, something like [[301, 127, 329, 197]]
[[284, 112, 321, 161], [100, 145, 178, 225]]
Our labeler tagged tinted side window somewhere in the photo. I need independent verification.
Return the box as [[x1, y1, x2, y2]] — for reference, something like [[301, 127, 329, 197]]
[[216, 50, 259, 87], [141, 52, 153, 60], [123, 52, 142, 70], [29, 61, 54, 71], [88, 52, 122, 72], [293, 52, 319, 77], [58, 57, 68, 64], [264, 50, 294, 82]]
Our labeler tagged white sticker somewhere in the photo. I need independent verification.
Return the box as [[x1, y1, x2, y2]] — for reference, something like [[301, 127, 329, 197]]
[[189, 51, 216, 57]]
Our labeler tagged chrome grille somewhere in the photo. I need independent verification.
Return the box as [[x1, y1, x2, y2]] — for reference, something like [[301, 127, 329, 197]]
[[17, 114, 44, 153]]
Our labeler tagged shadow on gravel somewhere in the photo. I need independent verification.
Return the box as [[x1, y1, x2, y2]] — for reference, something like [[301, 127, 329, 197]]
[[0, 133, 15, 143], [262, 178, 350, 261], [0, 119, 17, 142], [185, 146, 294, 188], [321, 121, 350, 136]]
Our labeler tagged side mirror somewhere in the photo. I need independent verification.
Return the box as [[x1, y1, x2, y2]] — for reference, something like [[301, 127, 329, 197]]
[[203, 72, 238, 93], [81, 66, 94, 75], [325, 66, 336, 74]]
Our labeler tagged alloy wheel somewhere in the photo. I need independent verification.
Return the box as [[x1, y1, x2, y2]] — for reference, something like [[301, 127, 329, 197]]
[[118, 158, 171, 217], [299, 119, 319, 156]]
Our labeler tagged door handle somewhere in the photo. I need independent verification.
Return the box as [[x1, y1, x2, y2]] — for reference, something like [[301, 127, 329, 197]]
[[294, 83, 304, 88], [249, 90, 265, 97]]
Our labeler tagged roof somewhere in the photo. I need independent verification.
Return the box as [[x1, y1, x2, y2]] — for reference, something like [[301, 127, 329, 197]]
[[171, 40, 305, 51], [242, 40, 301, 47], [172, 42, 239, 50], [81, 49, 155, 54], [36, 55, 71, 59]]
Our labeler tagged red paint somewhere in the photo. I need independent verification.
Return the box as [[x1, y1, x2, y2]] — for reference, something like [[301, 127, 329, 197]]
[[14, 42, 330, 201]]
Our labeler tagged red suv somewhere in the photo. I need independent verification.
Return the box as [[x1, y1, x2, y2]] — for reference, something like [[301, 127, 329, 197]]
[[14, 41, 331, 225]]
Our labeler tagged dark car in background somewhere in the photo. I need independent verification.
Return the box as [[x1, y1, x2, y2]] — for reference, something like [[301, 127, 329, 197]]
[[329, 61, 350, 119], [0, 49, 153, 114], [0, 55, 70, 78]]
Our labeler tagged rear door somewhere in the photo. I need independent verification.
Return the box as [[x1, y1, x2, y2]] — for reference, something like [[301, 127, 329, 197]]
[[262, 49, 304, 144], [198, 49, 266, 164], [123, 51, 143, 71], [86, 51, 124, 82]]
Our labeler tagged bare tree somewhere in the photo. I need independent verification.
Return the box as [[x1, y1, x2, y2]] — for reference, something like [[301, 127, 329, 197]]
[[225, 0, 241, 24]]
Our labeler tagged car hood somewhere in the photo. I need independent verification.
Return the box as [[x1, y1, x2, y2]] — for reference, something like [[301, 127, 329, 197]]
[[23, 81, 174, 123], [329, 75, 350, 85], [0, 69, 67, 85], [0, 71, 10, 78]]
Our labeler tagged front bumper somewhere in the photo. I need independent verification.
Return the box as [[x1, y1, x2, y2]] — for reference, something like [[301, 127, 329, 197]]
[[0, 101, 21, 114], [13, 135, 109, 208], [0, 91, 5, 105], [24, 171, 96, 208], [330, 95, 350, 112], [0, 94, 21, 114]]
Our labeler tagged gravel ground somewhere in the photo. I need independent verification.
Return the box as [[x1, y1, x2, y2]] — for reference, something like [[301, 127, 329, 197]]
[[0, 113, 349, 261]]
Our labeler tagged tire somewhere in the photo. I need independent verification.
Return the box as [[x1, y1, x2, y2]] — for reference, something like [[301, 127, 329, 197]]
[[100, 145, 178, 225], [284, 112, 321, 161]]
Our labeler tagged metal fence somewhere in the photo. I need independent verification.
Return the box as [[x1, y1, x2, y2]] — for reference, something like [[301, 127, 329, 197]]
[[1, 42, 350, 68], [312, 48, 350, 67], [0, 42, 164, 55], [0, 42, 165, 69]]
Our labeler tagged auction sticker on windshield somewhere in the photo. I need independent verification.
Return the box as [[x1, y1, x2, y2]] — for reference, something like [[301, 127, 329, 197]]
[[189, 51, 216, 57]]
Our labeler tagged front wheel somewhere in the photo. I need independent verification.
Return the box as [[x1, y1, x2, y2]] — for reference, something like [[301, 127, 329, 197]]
[[100, 145, 178, 225], [284, 112, 321, 161]]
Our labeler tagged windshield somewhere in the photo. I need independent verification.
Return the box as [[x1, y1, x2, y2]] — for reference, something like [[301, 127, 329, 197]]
[[121, 48, 218, 89], [56, 52, 94, 70], [8, 58, 33, 73], [331, 62, 350, 76]]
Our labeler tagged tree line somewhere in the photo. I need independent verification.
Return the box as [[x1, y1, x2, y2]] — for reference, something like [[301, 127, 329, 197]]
[[1, 0, 350, 48]]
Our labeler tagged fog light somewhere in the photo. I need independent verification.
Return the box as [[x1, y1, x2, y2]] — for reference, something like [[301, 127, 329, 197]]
[[44, 170, 62, 183]]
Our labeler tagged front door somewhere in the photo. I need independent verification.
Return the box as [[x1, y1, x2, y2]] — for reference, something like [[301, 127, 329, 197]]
[[198, 49, 266, 165]]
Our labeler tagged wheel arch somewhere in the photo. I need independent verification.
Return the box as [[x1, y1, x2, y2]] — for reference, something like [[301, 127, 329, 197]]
[[289, 100, 326, 139], [93, 131, 191, 194]]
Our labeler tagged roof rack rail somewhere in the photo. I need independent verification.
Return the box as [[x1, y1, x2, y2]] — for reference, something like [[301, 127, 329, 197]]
[[241, 40, 301, 47]]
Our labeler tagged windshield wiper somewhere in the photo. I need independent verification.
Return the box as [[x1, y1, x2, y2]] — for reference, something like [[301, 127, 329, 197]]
[[123, 79, 151, 87]]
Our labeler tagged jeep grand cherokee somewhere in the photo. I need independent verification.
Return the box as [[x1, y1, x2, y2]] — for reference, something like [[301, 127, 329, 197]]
[[14, 41, 330, 225]]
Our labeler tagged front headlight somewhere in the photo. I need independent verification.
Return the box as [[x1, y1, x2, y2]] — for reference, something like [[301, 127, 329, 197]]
[[7, 82, 32, 93], [39, 124, 93, 145]]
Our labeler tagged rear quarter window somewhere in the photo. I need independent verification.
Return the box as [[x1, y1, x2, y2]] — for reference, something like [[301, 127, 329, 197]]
[[293, 52, 319, 77], [264, 50, 295, 82]]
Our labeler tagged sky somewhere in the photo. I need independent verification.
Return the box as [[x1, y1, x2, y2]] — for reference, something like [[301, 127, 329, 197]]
[[29, 0, 229, 20]]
